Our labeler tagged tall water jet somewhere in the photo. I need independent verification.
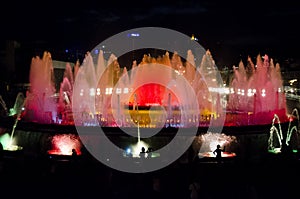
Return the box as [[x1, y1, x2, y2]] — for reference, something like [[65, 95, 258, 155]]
[[227, 54, 287, 126], [23, 51, 57, 123], [6, 92, 25, 151], [72, 52, 102, 126], [57, 62, 74, 124], [71, 49, 225, 128], [18, 48, 289, 130]]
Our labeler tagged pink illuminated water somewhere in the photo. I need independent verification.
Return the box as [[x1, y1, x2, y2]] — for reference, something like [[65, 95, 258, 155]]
[[22, 49, 289, 127], [23, 52, 57, 123], [226, 54, 287, 125]]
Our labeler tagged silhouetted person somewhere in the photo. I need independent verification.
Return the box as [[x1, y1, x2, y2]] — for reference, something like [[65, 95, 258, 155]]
[[72, 148, 77, 157], [280, 141, 294, 162], [70, 149, 80, 173], [146, 147, 153, 158], [70, 148, 79, 170], [213, 144, 225, 163], [140, 147, 146, 158], [281, 141, 292, 154]]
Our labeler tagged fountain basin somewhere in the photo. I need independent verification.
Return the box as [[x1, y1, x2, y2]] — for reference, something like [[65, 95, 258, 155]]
[[198, 151, 237, 158], [4, 144, 23, 151], [0, 119, 296, 162]]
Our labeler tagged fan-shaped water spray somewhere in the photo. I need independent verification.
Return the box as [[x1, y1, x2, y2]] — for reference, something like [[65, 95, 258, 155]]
[[268, 112, 299, 153]]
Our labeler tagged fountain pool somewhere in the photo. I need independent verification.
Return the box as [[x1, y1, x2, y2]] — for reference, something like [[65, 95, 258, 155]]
[[0, 35, 297, 163]]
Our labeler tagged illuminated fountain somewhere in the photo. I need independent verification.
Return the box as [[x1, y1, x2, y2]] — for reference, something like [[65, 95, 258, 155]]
[[47, 134, 82, 156], [123, 122, 150, 158], [196, 132, 237, 159], [23, 51, 57, 124], [14, 48, 223, 127], [227, 54, 287, 126], [71, 49, 224, 128], [0, 132, 21, 151], [4, 92, 25, 151], [8, 44, 295, 162], [268, 109, 299, 154], [20, 48, 290, 129]]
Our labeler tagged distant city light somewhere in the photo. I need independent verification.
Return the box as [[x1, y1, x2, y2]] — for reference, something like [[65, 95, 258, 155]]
[[191, 34, 198, 41], [128, 33, 140, 37]]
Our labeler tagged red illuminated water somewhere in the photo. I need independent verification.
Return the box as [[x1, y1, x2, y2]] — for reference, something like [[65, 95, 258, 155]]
[[48, 134, 82, 156], [198, 151, 236, 158]]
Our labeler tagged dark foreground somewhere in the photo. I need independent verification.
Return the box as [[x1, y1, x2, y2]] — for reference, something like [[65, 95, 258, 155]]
[[1, 150, 300, 199]]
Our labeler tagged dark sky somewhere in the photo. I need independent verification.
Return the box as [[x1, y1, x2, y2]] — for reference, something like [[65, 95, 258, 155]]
[[1, 0, 300, 82]]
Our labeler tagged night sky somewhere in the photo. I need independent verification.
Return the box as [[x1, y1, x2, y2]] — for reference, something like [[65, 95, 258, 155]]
[[1, 0, 300, 83]]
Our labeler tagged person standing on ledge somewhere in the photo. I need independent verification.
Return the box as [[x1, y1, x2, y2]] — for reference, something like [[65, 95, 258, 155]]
[[213, 144, 225, 163], [140, 147, 147, 158], [71, 149, 79, 165]]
